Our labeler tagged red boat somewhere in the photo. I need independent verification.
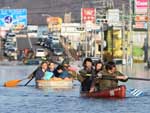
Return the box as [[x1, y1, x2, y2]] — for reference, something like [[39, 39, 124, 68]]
[[80, 85, 126, 98]]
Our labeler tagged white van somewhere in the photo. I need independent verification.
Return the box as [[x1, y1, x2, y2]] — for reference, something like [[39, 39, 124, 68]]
[[35, 48, 48, 58], [27, 25, 38, 38]]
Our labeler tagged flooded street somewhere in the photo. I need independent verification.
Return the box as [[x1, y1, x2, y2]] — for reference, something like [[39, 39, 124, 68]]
[[0, 62, 150, 113]]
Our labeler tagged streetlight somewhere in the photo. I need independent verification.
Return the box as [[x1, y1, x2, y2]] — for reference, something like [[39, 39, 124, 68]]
[[1, 6, 10, 9], [41, 14, 52, 23], [41, 14, 52, 32], [41, 14, 51, 17], [147, 0, 150, 63], [129, 0, 133, 67]]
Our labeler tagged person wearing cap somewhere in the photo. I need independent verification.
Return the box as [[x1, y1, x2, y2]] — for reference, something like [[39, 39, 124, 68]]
[[78, 58, 95, 92]]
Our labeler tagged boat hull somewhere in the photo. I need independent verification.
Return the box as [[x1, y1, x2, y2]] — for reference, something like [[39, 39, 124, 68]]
[[36, 78, 73, 88], [80, 85, 126, 98]]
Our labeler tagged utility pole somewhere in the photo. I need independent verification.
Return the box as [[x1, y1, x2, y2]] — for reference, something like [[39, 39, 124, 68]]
[[81, 0, 88, 57], [129, 0, 133, 68], [122, 4, 126, 64], [81, 0, 86, 57], [147, 0, 150, 62], [111, 25, 114, 60], [100, 23, 104, 62]]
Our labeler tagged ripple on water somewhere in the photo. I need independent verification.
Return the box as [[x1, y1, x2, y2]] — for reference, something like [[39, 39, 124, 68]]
[[0, 65, 150, 113]]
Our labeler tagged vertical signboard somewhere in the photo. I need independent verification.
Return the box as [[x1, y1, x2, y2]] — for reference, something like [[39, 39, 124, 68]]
[[135, 0, 147, 14], [46, 17, 62, 32], [107, 9, 120, 26], [134, 0, 148, 29], [0, 9, 27, 29], [81, 8, 96, 24]]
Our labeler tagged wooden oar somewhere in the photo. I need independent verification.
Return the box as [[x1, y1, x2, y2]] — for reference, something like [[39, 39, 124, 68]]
[[4, 66, 39, 87], [128, 77, 150, 81], [4, 78, 27, 87], [97, 75, 150, 81], [24, 66, 40, 86], [24, 72, 36, 86]]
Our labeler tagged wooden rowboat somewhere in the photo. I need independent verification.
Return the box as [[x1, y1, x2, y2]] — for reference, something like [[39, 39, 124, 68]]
[[80, 85, 126, 98], [36, 78, 73, 88]]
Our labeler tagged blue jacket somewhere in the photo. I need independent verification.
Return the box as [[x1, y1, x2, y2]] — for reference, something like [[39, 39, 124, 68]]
[[35, 68, 45, 81], [58, 70, 70, 79]]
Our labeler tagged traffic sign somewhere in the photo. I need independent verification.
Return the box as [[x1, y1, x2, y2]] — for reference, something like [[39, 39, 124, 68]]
[[4, 16, 12, 24]]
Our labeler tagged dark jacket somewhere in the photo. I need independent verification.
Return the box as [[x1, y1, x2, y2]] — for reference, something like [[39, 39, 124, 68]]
[[35, 68, 45, 81], [78, 68, 95, 92], [58, 70, 70, 79]]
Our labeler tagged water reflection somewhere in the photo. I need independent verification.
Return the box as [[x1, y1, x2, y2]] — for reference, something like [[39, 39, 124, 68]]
[[0, 65, 37, 86], [117, 63, 150, 90], [0, 64, 150, 113], [117, 63, 150, 78]]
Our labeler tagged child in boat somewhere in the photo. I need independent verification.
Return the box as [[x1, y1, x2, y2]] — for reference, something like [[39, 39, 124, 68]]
[[78, 58, 95, 92], [35, 61, 48, 81], [44, 61, 58, 79], [56, 65, 71, 79], [89, 60, 104, 92], [93, 61, 128, 91]]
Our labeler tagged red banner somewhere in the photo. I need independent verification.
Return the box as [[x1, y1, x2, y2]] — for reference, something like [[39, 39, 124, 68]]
[[81, 8, 96, 24]]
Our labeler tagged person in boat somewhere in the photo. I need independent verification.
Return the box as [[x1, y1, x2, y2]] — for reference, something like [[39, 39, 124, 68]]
[[35, 61, 48, 81], [47, 61, 57, 75], [91, 61, 128, 91], [78, 58, 95, 92], [62, 63, 77, 79], [56, 65, 71, 79], [89, 60, 104, 92], [27, 59, 49, 80], [43, 61, 58, 80]]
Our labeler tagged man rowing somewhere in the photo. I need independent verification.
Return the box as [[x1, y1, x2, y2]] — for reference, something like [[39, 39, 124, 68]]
[[89, 61, 128, 92]]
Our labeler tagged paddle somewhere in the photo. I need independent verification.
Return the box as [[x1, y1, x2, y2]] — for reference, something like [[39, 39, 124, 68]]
[[3, 66, 38, 87], [96, 75, 150, 81], [4, 78, 27, 87], [128, 77, 150, 81], [24, 68, 38, 86]]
